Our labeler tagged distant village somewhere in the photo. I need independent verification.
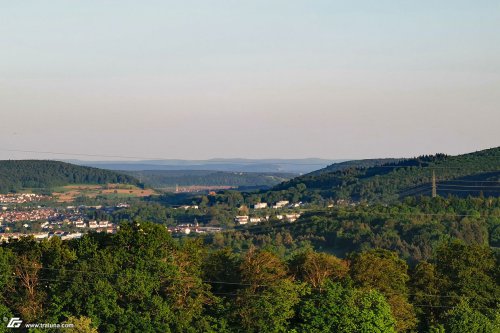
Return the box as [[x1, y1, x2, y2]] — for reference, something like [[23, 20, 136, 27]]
[[235, 201, 302, 225], [0, 193, 309, 241], [0, 193, 49, 204], [0, 197, 130, 243]]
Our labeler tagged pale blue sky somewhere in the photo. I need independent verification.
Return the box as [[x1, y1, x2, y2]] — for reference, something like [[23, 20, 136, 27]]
[[1, 1, 499, 160]]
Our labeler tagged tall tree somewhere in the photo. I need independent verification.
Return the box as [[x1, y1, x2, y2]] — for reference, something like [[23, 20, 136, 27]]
[[350, 249, 417, 332], [295, 281, 396, 333]]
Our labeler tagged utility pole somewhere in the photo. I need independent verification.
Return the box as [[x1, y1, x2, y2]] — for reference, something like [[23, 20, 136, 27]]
[[432, 170, 437, 198]]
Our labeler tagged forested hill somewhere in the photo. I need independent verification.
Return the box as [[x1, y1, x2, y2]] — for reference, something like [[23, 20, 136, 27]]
[[124, 170, 295, 188], [0, 160, 140, 192], [308, 158, 402, 176], [271, 147, 500, 202]]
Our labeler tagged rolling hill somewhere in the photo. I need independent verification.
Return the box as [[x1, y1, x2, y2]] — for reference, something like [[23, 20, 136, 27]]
[[270, 147, 500, 202], [0, 160, 140, 193], [308, 158, 402, 175], [123, 170, 296, 189]]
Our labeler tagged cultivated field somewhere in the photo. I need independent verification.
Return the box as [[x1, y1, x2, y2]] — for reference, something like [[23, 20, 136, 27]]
[[52, 184, 157, 202]]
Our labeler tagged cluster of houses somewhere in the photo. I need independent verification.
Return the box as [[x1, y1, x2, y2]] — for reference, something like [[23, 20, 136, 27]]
[[0, 231, 81, 243], [235, 213, 301, 225], [0, 193, 49, 204], [167, 224, 223, 235], [0, 203, 130, 235], [232, 200, 303, 225], [0, 197, 137, 241], [253, 201, 303, 209], [175, 205, 199, 210], [66, 203, 129, 212], [72, 220, 116, 233], [0, 208, 59, 223], [0, 218, 120, 242], [39, 220, 117, 233]]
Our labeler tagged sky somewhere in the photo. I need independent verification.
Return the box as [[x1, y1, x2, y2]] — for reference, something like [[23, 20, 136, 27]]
[[1, 1, 499, 160]]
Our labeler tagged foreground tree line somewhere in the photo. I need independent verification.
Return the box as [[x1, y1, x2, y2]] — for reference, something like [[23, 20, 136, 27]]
[[0, 222, 498, 333]]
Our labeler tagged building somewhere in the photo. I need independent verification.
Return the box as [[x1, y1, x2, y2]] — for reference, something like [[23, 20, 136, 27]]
[[33, 233, 49, 240], [178, 205, 199, 210], [285, 213, 301, 222], [234, 216, 249, 225], [253, 203, 268, 209], [195, 226, 223, 233], [61, 233, 82, 240], [272, 201, 289, 209], [74, 220, 86, 228], [98, 221, 109, 228], [116, 203, 130, 208]]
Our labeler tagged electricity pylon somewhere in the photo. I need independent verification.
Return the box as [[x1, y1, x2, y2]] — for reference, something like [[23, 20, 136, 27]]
[[432, 170, 437, 198]]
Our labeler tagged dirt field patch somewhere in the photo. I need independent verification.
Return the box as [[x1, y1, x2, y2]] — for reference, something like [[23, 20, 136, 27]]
[[52, 184, 157, 202]]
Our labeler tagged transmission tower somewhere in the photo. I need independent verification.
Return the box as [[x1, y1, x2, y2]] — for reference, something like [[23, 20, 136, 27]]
[[432, 170, 437, 198]]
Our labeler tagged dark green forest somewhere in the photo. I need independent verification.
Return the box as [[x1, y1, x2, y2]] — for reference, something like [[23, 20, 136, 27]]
[[0, 222, 498, 332], [309, 158, 402, 175], [0, 161, 140, 193]]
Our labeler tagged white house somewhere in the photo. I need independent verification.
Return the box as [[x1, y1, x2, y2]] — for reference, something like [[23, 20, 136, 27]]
[[253, 203, 268, 209], [272, 201, 289, 209], [285, 213, 301, 222], [235, 216, 249, 225], [249, 217, 262, 223], [98, 221, 109, 228]]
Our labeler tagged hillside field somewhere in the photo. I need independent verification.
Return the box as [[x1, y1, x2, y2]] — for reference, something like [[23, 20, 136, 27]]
[[51, 184, 157, 202]]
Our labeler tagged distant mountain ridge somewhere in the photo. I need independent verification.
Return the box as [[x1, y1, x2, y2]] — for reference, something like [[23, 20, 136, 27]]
[[66, 158, 341, 174], [0, 160, 140, 193]]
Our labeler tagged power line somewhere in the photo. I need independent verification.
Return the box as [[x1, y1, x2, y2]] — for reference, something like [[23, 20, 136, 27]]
[[437, 188, 499, 192], [3, 270, 494, 302], [439, 180, 500, 184], [437, 184, 500, 188], [8, 274, 496, 310]]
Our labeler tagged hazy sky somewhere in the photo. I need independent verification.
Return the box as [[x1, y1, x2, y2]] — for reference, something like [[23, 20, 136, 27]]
[[1, 1, 499, 160]]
